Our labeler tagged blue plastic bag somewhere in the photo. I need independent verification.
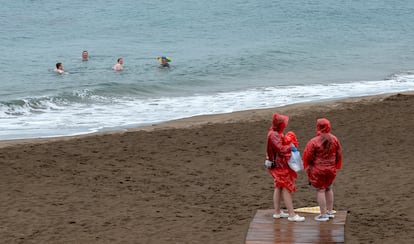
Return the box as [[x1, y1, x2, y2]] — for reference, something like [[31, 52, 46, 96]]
[[288, 144, 304, 172]]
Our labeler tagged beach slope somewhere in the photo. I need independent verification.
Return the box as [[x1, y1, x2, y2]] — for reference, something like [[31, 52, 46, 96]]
[[0, 92, 413, 243]]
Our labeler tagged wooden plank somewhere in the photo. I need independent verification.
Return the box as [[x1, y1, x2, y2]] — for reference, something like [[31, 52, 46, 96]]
[[245, 209, 348, 244]]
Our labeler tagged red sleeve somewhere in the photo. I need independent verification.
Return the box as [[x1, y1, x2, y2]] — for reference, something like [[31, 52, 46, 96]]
[[302, 139, 315, 169], [335, 138, 343, 169], [267, 131, 291, 162]]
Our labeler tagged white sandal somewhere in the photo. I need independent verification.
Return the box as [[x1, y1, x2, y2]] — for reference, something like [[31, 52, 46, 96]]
[[273, 211, 289, 219], [288, 214, 305, 222]]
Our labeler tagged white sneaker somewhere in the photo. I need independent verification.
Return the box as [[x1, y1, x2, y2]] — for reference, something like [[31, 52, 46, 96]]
[[288, 214, 305, 222], [327, 211, 335, 219], [273, 211, 289, 219], [314, 214, 329, 222]]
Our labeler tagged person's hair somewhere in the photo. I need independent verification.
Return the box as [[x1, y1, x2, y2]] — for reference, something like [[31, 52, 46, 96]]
[[82, 50, 88, 53], [320, 134, 333, 155], [56, 62, 62, 69], [316, 118, 333, 154], [117, 57, 122, 63]]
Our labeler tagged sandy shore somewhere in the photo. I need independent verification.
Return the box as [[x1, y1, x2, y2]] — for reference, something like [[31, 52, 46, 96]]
[[0, 92, 413, 243]]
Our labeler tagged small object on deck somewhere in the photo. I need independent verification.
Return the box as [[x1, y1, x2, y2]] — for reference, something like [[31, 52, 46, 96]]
[[294, 206, 337, 214]]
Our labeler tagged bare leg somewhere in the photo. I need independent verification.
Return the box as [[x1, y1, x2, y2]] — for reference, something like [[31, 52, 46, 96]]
[[282, 188, 295, 217], [325, 188, 334, 212], [317, 189, 327, 215], [273, 187, 282, 214]]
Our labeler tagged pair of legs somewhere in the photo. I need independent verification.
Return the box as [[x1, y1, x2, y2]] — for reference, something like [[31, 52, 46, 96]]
[[317, 187, 334, 215], [273, 187, 295, 217]]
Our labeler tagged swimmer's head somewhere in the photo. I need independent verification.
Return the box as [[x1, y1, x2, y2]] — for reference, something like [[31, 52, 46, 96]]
[[117, 57, 123, 64], [82, 50, 88, 60], [56, 62, 63, 69]]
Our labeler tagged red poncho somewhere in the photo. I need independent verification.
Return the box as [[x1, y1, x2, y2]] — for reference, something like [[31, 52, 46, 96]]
[[303, 118, 343, 189], [266, 113, 297, 192]]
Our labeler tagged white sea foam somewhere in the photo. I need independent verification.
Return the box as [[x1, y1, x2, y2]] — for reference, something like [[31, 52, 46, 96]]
[[0, 76, 413, 140]]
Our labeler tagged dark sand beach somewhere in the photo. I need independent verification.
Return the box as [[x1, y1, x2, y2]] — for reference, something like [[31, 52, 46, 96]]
[[0, 92, 413, 244]]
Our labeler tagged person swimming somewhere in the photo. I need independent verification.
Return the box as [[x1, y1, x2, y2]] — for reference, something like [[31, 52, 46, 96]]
[[160, 56, 170, 68], [157, 56, 171, 68], [54, 62, 64, 74], [81, 50, 89, 61], [112, 57, 123, 71]]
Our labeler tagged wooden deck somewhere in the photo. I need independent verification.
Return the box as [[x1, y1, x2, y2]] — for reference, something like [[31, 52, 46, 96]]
[[245, 209, 347, 244]]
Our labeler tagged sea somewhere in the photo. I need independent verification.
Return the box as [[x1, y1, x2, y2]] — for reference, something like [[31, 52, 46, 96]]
[[1, 0, 414, 140]]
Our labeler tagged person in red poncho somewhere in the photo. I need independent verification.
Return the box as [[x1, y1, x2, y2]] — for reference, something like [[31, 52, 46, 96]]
[[266, 113, 305, 222], [303, 118, 343, 222]]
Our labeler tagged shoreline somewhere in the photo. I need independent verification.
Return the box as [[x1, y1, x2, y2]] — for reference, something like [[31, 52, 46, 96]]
[[1, 91, 412, 149]]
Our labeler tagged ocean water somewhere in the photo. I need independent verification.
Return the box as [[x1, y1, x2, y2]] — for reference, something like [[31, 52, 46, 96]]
[[1, 0, 414, 140]]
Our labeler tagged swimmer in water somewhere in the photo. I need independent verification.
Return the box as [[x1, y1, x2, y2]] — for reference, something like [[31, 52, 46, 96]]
[[112, 57, 123, 71], [54, 62, 64, 74], [160, 56, 170, 68], [81, 50, 89, 61]]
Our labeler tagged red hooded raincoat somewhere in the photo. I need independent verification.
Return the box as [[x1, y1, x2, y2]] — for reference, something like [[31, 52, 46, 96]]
[[303, 118, 343, 189], [266, 113, 298, 192]]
